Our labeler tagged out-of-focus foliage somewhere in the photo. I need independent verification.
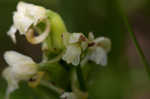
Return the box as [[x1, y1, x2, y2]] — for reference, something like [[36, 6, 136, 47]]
[[0, 0, 150, 99]]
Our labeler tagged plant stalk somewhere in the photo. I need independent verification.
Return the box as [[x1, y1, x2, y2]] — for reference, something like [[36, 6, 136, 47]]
[[40, 80, 64, 96], [76, 65, 87, 92], [117, 0, 150, 78]]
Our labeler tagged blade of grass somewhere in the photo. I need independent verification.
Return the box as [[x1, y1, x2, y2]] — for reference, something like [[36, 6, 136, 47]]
[[116, 0, 150, 78]]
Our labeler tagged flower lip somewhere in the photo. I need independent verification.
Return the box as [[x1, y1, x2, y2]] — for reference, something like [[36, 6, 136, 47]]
[[25, 19, 50, 44]]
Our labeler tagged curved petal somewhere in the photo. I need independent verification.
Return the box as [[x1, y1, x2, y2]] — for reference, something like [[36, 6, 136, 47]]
[[4, 51, 37, 80], [17, 1, 47, 25], [4, 51, 35, 67], [88, 32, 95, 41], [25, 20, 50, 44], [7, 25, 17, 43], [13, 11, 33, 34]]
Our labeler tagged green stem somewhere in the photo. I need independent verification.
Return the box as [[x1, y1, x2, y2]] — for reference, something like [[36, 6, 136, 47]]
[[76, 65, 87, 92], [40, 80, 64, 96], [117, 0, 150, 77]]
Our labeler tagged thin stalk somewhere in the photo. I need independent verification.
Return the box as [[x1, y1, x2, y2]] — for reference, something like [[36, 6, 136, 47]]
[[40, 80, 64, 96], [117, 0, 150, 77], [76, 65, 87, 92]]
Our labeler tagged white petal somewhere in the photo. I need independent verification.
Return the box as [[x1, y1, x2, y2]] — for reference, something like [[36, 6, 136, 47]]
[[13, 12, 33, 34], [11, 63, 37, 80], [62, 45, 81, 66], [94, 37, 111, 52], [88, 32, 95, 41], [69, 33, 83, 43], [3, 51, 38, 98], [17, 2, 47, 25], [4, 51, 35, 67], [7, 25, 17, 43], [4, 51, 37, 79], [88, 47, 107, 66]]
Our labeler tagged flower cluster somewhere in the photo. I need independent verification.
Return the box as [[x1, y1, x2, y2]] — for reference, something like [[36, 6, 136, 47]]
[[2, 1, 111, 99], [62, 32, 111, 66]]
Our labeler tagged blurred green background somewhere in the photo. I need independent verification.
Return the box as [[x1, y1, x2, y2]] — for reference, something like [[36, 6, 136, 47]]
[[0, 0, 150, 99]]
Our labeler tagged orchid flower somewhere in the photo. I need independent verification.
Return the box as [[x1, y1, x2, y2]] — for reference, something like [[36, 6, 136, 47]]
[[81, 33, 111, 66], [7, 2, 50, 44], [3, 51, 38, 98], [62, 33, 88, 66]]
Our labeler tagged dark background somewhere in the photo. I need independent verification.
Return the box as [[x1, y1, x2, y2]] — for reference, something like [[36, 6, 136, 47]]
[[0, 0, 150, 99]]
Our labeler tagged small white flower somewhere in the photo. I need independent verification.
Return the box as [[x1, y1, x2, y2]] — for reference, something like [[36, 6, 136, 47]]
[[3, 51, 38, 96], [81, 34, 111, 66], [62, 45, 81, 66], [62, 33, 88, 66], [60, 92, 77, 99], [7, 2, 49, 44]]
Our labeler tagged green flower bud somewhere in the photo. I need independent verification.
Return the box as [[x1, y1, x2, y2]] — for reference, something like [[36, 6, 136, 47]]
[[44, 10, 67, 54]]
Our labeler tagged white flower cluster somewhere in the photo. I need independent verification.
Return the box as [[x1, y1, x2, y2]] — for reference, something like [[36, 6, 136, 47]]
[[6, 1, 111, 67], [2, 1, 111, 99], [62, 32, 111, 66]]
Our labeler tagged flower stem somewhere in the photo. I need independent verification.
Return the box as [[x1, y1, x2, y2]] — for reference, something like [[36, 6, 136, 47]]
[[76, 65, 87, 92], [40, 80, 64, 96], [117, 0, 150, 77]]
